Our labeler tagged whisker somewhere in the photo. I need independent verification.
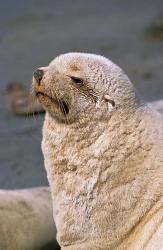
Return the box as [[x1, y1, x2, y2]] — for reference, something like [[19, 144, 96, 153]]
[[59, 99, 69, 124], [51, 88, 70, 125]]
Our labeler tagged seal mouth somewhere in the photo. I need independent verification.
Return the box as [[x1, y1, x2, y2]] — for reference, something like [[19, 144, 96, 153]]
[[36, 91, 69, 115]]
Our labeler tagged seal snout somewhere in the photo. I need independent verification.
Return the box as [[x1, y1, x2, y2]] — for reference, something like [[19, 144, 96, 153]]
[[33, 69, 44, 84]]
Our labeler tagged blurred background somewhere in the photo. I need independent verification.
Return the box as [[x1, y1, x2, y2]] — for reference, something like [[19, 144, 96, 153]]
[[0, 0, 163, 189]]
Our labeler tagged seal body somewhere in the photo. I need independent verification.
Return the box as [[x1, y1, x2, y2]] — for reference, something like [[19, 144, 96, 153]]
[[43, 108, 163, 250], [0, 187, 57, 250], [150, 99, 163, 115], [33, 53, 163, 249]]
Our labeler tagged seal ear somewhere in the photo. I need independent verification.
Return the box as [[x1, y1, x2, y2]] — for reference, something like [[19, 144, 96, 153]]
[[103, 94, 115, 111]]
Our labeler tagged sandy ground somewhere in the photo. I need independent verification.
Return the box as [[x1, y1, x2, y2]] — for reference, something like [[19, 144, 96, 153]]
[[0, 0, 163, 189]]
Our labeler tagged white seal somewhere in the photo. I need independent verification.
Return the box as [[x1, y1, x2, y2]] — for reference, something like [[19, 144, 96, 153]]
[[33, 53, 163, 250], [0, 187, 57, 250]]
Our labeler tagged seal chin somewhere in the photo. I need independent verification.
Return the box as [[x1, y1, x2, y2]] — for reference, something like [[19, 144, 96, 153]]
[[36, 91, 69, 118], [36, 91, 59, 107]]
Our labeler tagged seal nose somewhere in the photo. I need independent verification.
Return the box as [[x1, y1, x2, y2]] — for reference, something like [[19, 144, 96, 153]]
[[33, 69, 44, 84]]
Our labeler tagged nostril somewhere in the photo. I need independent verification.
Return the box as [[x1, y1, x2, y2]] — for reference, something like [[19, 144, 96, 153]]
[[33, 69, 44, 84]]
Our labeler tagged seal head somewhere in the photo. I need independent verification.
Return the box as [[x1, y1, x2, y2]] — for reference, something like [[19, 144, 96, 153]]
[[33, 53, 138, 124]]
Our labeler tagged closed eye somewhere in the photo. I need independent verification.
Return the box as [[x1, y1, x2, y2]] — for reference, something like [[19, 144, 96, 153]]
[[70, 76, 83, 85]]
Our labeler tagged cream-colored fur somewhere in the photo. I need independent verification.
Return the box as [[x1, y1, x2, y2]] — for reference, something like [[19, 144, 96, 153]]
[[33, 53, 163, 250], [0, 187, 56, 250], [150, 100, 163, 115]]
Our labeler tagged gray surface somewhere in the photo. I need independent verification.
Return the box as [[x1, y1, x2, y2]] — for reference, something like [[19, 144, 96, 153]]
[[0, 0, 163, 188]]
